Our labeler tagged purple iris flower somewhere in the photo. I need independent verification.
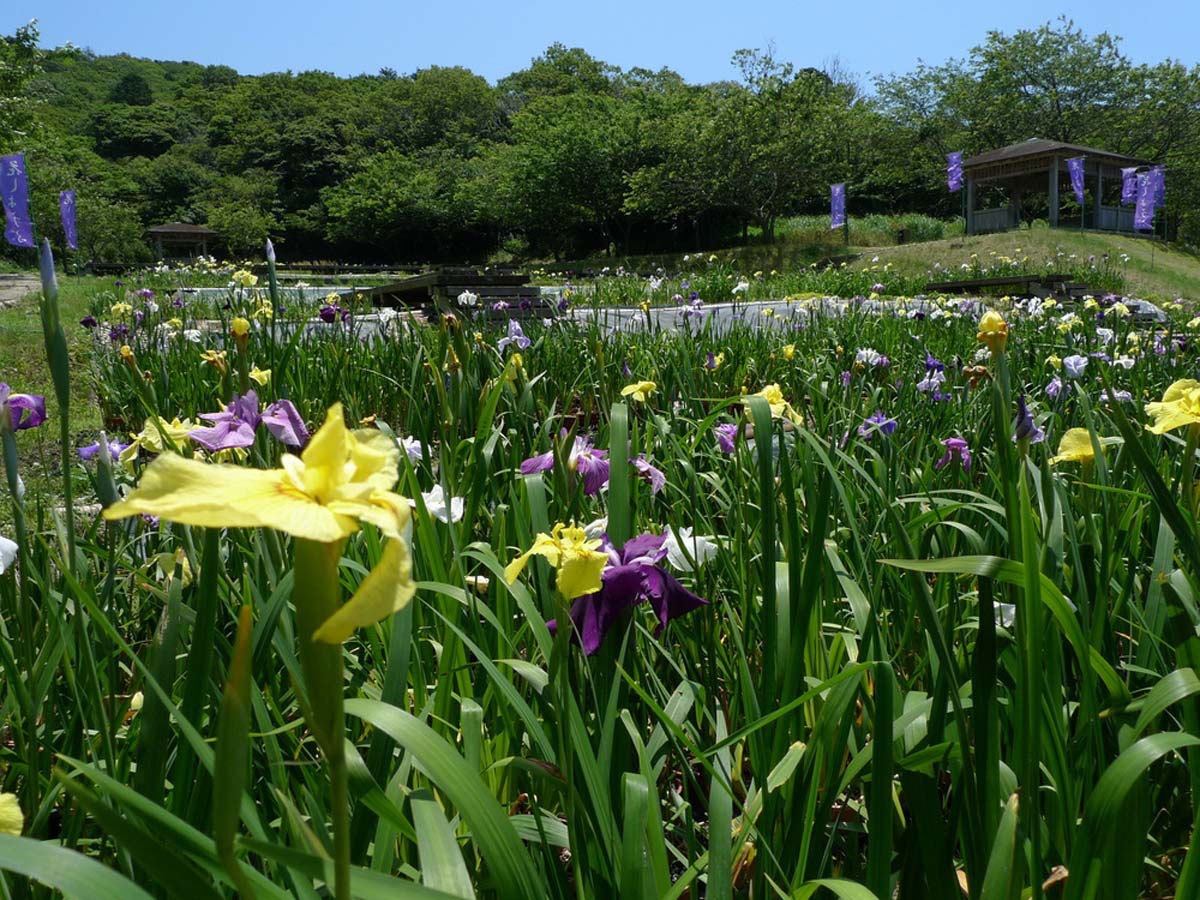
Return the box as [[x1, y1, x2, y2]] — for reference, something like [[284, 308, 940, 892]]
[[631, 455, 665, 494], [714, 423, 738, 454], [840, 371, 852, 387], [80, 315, 98, 329], [871, 283, 886, 294], [78, 437, 129, 461], [318, 305, 340, 324], [1045, 376, 1065, 399], [703, 351, 718, 370], [621, 360, 632, 378], [1062, 355, 1088, 378], [520, 433, 610, 495], [109, 324, 130, 342], [917, 369, 945, 393], [493, 300, 510, 312], [935, 437, 971, 472], [857, 411, 896, 440], [0, 384, 47, 431], [547, 532, 708, 655], [925, 352, 945, 372], [1013, 395, 1045, 444], [497, 320, 531, 352], [190, 390, 309, 452]]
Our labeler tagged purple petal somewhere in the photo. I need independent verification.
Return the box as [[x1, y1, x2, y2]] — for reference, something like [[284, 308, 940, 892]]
[[576, 453, 610, 495], [640, 567, 708, 635], [7, 392, 47, 430], [262, 399, 309, 448], [620, 532, 668, 565], [520, 450, 555, 475], [631, 456, 665, 494], [189, 420, 257, 452]]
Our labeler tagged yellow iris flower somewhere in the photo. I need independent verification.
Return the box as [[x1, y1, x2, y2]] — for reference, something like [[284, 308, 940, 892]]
[[0, 793, 22, 836], [504, 522, 608, 600], [231, 317, 251, 337], [1049, 428, 1103, 465], [621, 380, 657, 402], [104, 404, 415, 643], [119, 416, 195, 472], [747, 383, 801, 424], [249, 365, 272, 386], [1144, 379, 1200, 435], [201, 349, 228, 372], [976, 310, 1008, 353], [782, 344, 796, 360]]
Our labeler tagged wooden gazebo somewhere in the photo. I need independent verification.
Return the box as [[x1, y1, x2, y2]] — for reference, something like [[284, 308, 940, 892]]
[[962, 139, 1155, 236], [146, 222, 218, 260]]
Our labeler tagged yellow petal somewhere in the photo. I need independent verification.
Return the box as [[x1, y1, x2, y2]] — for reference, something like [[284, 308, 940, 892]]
[[1162, 379, 1200, 403], [504, 532, 562, 585], [313, 538, 416, 643], [0, 793, 22, 836], [102, 452, 352, 542], [349, 428, 400, 491], [1049, 428, 1096, 465], [1144, 402, 1200, 435], [504, 549, 534, 586], [555, 549, 608, 600], [328, 490, 411, 540]]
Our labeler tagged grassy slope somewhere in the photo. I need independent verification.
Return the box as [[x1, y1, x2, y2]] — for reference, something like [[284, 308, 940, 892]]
[[547, 223, 1200, 301], [0, 276, 105, 526], [864, 226, 1200, 301]]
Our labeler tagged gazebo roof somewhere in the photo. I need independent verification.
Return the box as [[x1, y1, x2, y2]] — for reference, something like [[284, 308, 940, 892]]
[[146, 222, 219, 236], [963, 138, 1153, 170]]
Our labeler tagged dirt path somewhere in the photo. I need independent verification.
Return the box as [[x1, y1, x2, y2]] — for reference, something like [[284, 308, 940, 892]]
[[0, 275, 39, 309]]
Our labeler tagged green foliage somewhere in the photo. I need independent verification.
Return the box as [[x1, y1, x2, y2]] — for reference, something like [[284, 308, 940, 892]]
[[3, 19, 1199, 264], [108, 71, 154, 106], [205, 201, 275, 258]]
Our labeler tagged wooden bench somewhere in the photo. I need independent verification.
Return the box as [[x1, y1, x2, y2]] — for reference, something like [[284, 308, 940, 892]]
[[923, 273, 1076, 297]]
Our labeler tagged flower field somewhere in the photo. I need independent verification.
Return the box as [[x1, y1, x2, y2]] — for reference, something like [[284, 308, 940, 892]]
[[2, 241, 1200, 900]]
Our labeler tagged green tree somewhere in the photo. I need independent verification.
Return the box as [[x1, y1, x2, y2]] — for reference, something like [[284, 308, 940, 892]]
[[108, 71, 154, 106], [87, 103, 182, 158], [206, 201, 275, 258], [0, 21, 44, 145], [77, 195, 151, 265]]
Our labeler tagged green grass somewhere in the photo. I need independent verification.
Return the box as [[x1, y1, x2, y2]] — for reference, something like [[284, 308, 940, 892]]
[[867, 225, 1200, 301]]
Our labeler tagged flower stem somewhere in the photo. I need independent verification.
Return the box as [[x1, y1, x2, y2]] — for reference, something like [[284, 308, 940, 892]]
[[293, 538, 350, 900]]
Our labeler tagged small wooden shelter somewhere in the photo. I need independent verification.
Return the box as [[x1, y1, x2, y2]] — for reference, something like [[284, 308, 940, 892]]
[[146, 223, 218, 260], [962, 139, 1154, 235]]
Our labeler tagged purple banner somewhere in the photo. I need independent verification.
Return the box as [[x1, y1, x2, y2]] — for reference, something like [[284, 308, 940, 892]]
[[1150, 164, 1165, 209], [1066, 157, 1085, 205], [59, 190, 77, 250], [830, 183, 845, 230], [1120, 167, 1138, 206], [1, 153, 34, 248], [1134, 173, 1155, 231], [947, 152, 963, 192]]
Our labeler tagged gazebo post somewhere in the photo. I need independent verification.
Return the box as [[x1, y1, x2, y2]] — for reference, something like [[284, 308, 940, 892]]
[[1048, 157, 1059, 228], [965, 174, 976, 236]]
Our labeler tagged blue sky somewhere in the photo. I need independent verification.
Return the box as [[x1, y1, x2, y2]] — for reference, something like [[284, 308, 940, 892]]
[[9, 1, 1198, 85]]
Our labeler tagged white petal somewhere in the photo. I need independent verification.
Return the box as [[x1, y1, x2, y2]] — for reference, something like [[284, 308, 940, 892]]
[[0, 536, 16, 574]]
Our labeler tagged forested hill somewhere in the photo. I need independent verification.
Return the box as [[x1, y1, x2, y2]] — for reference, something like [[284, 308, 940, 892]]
[[2, 19, 1199, 266]]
